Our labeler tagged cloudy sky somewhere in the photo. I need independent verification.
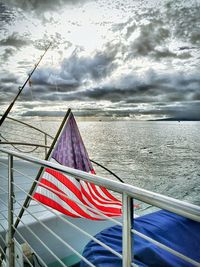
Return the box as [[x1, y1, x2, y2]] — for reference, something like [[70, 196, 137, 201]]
[[0, 0, 200, 120]]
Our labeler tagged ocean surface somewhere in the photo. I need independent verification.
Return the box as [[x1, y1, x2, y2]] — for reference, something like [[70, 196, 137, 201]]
[[1, 118, 200, 207], [34, 119, 200, 206]]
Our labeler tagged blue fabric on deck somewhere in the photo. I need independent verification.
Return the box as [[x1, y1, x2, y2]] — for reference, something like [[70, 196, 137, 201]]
[[80, 210, 200, 267]]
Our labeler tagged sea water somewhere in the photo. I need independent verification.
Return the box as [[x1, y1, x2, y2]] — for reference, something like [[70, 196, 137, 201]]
[[36, 119, 200, 206], [2, 118, 200, 206]]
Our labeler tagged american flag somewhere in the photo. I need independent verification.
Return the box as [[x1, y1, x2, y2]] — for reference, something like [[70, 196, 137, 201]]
[[33, 112, 122, 220]]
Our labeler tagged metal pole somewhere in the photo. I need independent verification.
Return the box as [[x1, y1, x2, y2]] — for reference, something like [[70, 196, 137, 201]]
[[122, 193, 133, 267], [14, 108, 72, 230], [8, 154, 15, 267], [0, 43, 51, 127]]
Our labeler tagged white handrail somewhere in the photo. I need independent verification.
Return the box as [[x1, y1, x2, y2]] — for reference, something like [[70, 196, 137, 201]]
[[1, 148, 200, 222]]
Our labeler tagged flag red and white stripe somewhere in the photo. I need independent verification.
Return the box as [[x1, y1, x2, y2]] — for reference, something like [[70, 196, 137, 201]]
[[33, 112, 122, 220]]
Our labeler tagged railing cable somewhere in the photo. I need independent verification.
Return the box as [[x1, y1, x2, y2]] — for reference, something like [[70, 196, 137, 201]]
[[13, 198, 95, 267], [12, 222, 47, 267]]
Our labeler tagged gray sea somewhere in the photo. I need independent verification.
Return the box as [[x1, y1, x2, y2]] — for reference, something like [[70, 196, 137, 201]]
[[1, 119, 200, 206], [37, 119, 200, 206]]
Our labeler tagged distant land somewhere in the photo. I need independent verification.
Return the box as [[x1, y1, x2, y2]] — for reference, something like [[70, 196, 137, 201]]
[[150, 117, 200, 121]]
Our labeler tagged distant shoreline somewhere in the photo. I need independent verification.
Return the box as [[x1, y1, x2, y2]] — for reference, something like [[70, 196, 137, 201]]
[[150, 118, 200, 121], [17, 117, 200, 123]]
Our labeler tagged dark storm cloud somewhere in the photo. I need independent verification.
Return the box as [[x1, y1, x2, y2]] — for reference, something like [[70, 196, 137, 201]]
[[0, 74, 19, 93], [0, 2, 15, 25], [0, 72, 21, 102], [18, 84, 81, 103], [3, 0, 91, 14], [14, 92, 200, 120], [113, 9, 170, 57], [0, 32, 29, 48], [113, 1, 200, 60], [0, 88, 17, 101], [0, 73, 18, 85], [130, 23, 170, 57], [140, 101, 200, 121], [22, 110, 66, 117], [31, 44, 118, 90], [172, 102, 200, 120], [0, 0, 199, 121], [165, 1, 200, 45], [0, 48, 16, 62], [21, 100, 200, 120], [60, 46, 118, 82], [103, 101, 200, 120], [22, 108, 123, 118], [22, 108, 103, 117], [32, 68, 80, 89], [66, 72, 200, 104], [19, 69, 200, 106]]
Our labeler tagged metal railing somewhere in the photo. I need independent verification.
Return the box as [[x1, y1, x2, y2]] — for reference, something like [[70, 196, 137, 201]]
[[0, 148, 200, 267], [0, 115, 53, 158]]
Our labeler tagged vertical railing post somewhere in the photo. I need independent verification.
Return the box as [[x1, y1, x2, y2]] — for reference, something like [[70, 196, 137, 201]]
[[44, 134, 47, 158], [8, 154, 15, 267], [122, 193, 133, 267]]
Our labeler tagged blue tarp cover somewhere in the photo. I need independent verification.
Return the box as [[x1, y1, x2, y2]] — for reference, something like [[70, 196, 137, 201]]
[[81, 210, 200, 266]]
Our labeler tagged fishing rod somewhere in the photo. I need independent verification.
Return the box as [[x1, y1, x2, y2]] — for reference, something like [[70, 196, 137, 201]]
[[0, 43, 51, 127]]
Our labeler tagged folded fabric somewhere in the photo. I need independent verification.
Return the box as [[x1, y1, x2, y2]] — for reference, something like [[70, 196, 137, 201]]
[[81, 210, 200, 267]]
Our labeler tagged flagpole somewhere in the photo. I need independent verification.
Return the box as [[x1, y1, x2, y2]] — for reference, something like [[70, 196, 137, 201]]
[[14, 108, 71, 229], [0, 108, 72, 264], [0, 43, 51, 127]]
